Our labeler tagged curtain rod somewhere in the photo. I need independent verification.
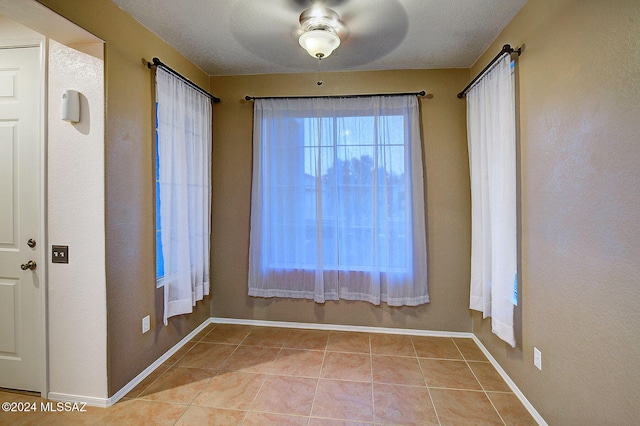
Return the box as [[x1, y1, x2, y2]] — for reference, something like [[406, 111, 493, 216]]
[[457, 44, 522, 99], [244, 90, 426, 101], [147, 57, 220, 103]]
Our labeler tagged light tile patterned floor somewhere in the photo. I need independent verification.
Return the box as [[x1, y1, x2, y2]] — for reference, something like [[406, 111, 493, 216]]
[[0, 324, 538, 425]]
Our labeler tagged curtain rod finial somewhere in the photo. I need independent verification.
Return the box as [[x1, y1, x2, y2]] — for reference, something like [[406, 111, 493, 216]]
[[502, 44, 522, 56], [147, 57, 161, 68]]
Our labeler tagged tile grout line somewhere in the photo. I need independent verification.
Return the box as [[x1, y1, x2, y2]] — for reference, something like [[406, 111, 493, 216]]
[[452, 338, 508, 426], [171, 324, 232, 424], [242, 343, 282, 422], [413, 335, 443, 426], [367, 333, 375, 424], [231, 327, 270, 423], [307, 332, 329, 422], [184, 324, 223, 405], [183, 325, 254, 423]]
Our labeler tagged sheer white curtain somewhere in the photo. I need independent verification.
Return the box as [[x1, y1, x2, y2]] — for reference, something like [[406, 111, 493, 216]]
[[156, 67, 212, 325], [248, 95, 428, 306], [466, 54, 517, 347]]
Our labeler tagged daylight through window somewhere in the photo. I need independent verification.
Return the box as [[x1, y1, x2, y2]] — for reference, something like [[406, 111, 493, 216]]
[[248, 95, 428, 306]]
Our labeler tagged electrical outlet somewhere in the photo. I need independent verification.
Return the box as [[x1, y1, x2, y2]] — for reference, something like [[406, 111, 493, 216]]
[[142, 315, 150, 333], [534, 347, 542, 370]]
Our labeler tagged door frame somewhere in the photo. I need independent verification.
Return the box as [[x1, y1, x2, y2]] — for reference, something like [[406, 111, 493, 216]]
[[36, 38, 48, 398]]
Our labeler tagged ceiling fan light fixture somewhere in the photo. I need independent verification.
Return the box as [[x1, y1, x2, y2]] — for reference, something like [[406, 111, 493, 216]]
[[298, 6, 342, 59], [298, 29, 341, 59]]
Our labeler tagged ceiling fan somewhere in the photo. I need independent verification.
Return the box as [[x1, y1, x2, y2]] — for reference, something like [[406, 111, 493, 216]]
[[229, 0, 408, 70]]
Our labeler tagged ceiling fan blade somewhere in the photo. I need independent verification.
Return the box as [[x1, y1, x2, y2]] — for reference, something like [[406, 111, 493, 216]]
[[328, 0, 407, 66], [286, 0, 349, 11]]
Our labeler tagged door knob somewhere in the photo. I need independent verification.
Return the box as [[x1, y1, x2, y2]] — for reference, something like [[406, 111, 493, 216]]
[[21, 260, 37, 271]]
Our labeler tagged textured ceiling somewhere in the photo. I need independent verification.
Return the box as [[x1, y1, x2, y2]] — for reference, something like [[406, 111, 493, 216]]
[[111, 0, 528, 76]]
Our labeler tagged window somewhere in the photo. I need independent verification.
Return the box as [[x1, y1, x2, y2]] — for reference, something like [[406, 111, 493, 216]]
[[155, 67, 212, 325], [248, 96, 428, 306], [155, 103, 165, 284]]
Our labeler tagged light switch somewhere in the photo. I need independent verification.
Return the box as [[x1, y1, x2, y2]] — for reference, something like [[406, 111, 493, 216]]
[[52, 245, 69, 264]]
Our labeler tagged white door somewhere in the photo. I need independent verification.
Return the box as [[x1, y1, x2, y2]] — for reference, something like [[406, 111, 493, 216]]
[[0, 46, 43, 392]]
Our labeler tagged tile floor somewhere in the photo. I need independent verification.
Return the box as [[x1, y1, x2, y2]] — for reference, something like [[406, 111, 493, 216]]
[[0, 323, 538, 425]]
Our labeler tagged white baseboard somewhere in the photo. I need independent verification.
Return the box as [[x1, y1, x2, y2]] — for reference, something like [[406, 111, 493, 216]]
[[47, 392, 111, 408], [102, 316, 545, 425], [105, 318, 214, 407], [470, 335, 548, 426], [210, 316, 475, 338]]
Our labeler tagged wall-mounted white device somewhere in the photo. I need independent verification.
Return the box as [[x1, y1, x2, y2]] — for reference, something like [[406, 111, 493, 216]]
[[61, 89, 80, 123]]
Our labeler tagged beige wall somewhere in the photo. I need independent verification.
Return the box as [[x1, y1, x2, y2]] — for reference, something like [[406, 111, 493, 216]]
[[38, 0, 212, 395], [210, 69, 472, 332], [472, 0, 640, 424]]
